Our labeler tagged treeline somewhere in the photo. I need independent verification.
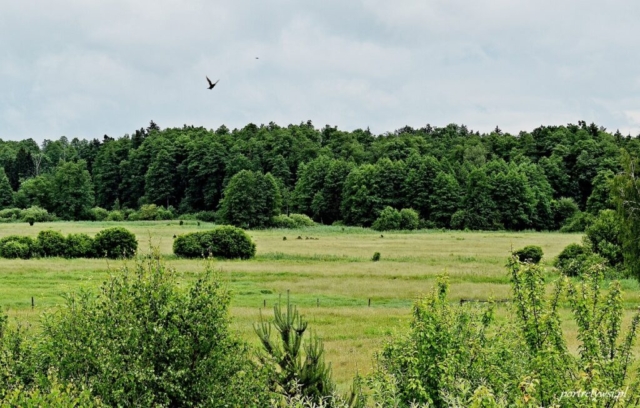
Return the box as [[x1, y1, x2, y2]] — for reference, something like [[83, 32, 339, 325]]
[[0, 120, 635, 230]]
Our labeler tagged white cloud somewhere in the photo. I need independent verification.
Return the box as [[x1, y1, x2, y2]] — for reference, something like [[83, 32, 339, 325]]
[[1, 0, 640, 140]]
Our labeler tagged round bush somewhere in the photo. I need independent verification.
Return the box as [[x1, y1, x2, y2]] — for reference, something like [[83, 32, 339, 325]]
[[37, 230, 66, 257], [399, 209, 419, 230], [372, 207, 402, 231], [173, 233, 203, 258], [107, 210, 124, 221], [173, 226, 256, 259], [90, 207, 109, 221], [554, 243, 587, 270], [513, 245, 544, 264], [65, 233, 96, 258], [93, 227, 138, 259], [372, 252, 381, 262], [0, 235, 37, 259]]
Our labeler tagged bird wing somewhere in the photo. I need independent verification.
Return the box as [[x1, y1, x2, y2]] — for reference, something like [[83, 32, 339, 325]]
[[206, 76, 213, 86]]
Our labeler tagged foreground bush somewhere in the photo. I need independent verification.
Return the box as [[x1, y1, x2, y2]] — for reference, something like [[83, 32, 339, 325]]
[[65, 233, 96, 258], [37, 230, 66, 257], [173, 226, 256, 259], [512, 245, 543, 263], [93, 227, 138, 259], [370, 259, 640, 407], [34, 253, 269, 407], [0, 235, 38, 259]]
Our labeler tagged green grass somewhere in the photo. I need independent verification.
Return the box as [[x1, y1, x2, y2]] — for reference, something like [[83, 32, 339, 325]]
[[0, 221, 600, 389]]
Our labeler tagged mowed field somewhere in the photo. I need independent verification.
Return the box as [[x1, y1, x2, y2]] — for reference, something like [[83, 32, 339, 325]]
[[2, 221, 640, 390]]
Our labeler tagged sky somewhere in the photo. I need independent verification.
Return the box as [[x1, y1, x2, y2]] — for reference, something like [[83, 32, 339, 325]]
[[1, 0, 640, 142]]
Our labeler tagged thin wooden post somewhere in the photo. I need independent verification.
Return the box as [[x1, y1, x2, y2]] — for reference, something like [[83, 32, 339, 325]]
[[368, 298, 371, 307], [31, 297, 34, 309], [263, 299, 266, 308]]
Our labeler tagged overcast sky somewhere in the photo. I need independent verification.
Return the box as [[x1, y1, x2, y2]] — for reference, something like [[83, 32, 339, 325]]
[[2, 0, 640, 142]]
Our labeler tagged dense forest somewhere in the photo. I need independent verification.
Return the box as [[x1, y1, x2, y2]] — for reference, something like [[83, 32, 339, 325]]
[[0, 120, 636, 230]]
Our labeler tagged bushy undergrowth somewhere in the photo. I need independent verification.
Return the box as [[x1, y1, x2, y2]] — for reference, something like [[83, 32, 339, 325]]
[[0, 252, 270, 407], [173, 226, 256, 259]]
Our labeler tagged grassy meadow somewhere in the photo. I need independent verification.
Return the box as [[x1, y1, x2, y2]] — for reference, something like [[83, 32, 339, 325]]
[[2, 221, 640, 390]]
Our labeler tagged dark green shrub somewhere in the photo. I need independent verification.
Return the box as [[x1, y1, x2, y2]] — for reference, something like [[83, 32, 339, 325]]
[[399, 209, 419, 230], [372, 252, 381, 262], [372, 206, 402, 231], [65, 233, 96, 258], [107, 210, 124, 221], [554, 243, 587, 270], [37, 230, 66, 257], [513, 245, 543, 263], [173, 226, 256, 259], [93, 227, 138, 259], [0, 235, 37, 259], [90, 207, 109, 221], [172, 233, 202, 258]]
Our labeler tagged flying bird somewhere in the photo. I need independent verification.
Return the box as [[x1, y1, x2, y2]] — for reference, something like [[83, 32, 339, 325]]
[[206, 76, 219, 90]]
